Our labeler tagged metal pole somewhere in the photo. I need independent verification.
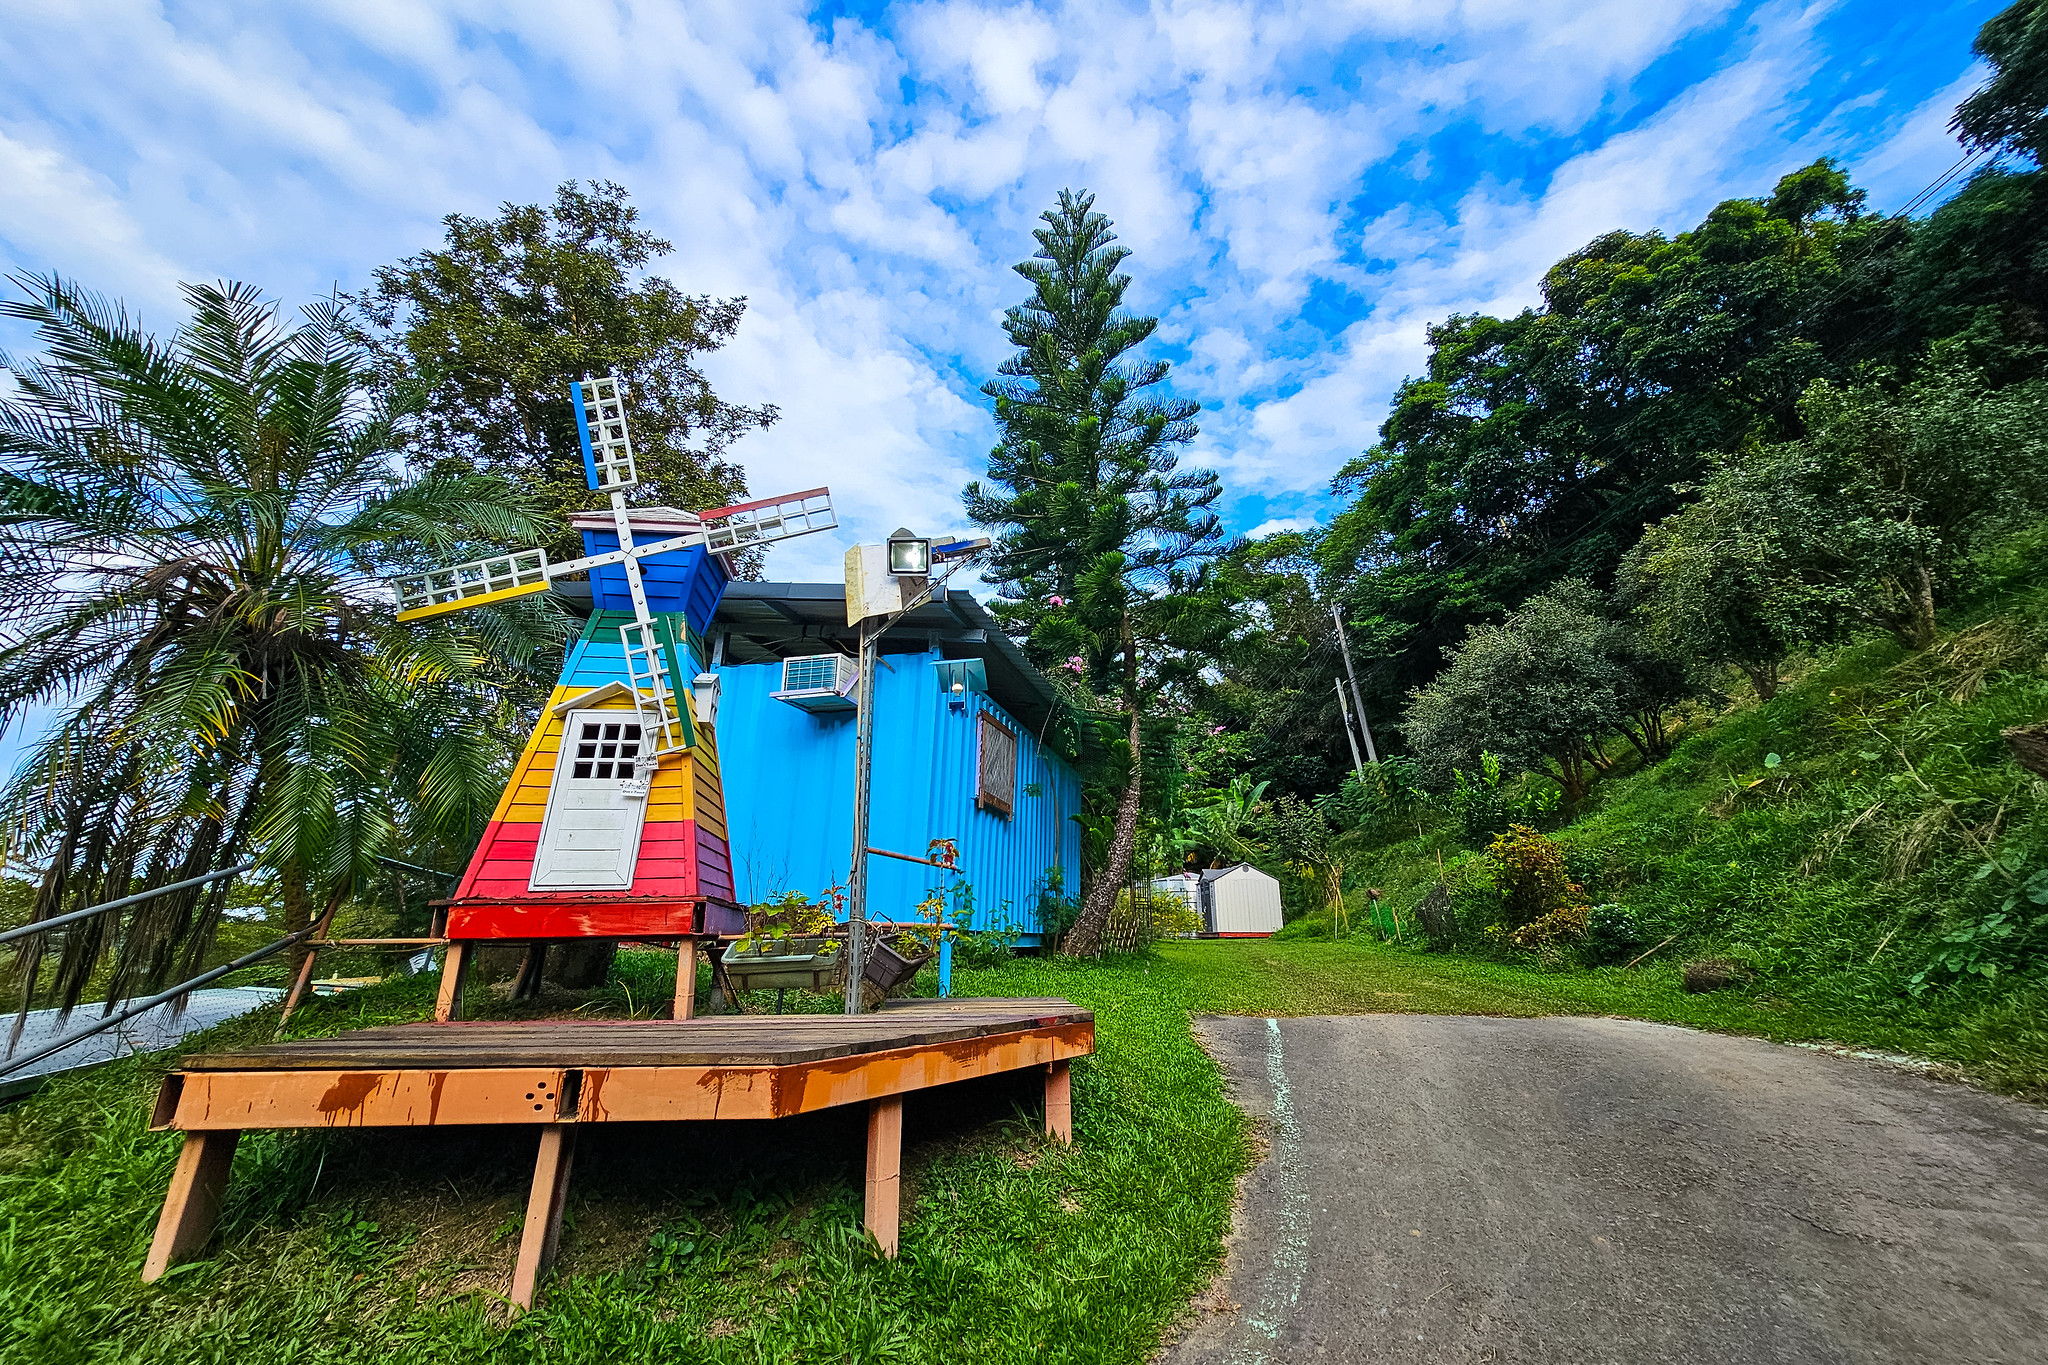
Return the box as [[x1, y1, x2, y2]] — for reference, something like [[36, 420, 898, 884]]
[[0, 861, 257, 948], [1331, 604, 1379, 765], [1334, 680, 1366, 784], [844, 619, 879, 1014]]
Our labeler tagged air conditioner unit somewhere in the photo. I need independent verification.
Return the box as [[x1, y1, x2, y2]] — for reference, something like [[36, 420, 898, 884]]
[[771, 652, 859, 713]]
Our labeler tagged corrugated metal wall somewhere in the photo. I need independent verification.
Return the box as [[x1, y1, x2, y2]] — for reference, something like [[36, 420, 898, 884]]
[[716, 649, 1080, 942]]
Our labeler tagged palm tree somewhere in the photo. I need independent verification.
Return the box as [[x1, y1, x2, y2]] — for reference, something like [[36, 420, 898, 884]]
[[0, 275, 561, 1018]]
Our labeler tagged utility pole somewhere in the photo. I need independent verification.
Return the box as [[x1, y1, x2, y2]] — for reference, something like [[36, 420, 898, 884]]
[[1334, 680, 1366, 784], [1331, 603, 1379, 764]]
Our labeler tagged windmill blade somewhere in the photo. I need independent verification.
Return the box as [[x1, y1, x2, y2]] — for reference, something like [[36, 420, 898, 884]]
[[392, 548, 552, 621], [574, 373, 638, 492], [699, 488, 837, 553]]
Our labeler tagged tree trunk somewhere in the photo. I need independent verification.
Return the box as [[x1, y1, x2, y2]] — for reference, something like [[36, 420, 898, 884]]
[[1741, 662, 1781, 702], [1552, 746, 1594, 807], [1064, 707, 1143, 958], [1908, 563, 1938, 650], [281, 872, 312, 975]]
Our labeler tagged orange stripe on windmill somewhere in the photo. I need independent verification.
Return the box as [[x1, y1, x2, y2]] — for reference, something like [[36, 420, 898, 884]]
[[382, 375, 837, 973]]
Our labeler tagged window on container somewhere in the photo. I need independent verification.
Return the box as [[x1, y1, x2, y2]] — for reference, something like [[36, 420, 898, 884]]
[[976, 713, 1017, 818]]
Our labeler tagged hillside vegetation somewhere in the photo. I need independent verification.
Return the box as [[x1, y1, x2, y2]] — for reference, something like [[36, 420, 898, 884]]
[[1292, 537, 2048, 1096]]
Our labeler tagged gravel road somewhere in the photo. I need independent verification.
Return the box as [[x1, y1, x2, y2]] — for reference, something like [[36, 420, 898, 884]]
[[1163, 1014, 2048, 1365]]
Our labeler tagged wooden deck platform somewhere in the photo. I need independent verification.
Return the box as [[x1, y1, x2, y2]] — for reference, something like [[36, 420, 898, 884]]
[[142, 999, 1093, 1308]]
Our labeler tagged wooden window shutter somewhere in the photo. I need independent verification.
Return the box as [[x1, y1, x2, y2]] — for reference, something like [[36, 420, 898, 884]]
[[976, 712, 1017, 817]]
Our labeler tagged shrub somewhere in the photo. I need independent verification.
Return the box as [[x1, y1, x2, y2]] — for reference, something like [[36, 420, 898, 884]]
[[1581, 903, 1644, 965], [1104, 890, 1200, 953], [1485, 826, 1583, 926], [1035, 867, 1079, 947], [1450, 751, 1562, 843], [951, 929, 1018, 969]]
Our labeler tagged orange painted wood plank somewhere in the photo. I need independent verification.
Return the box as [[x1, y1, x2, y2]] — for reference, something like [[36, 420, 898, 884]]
[[167, 1067, 570, 1130], [577, 1024, 1094, 1122]]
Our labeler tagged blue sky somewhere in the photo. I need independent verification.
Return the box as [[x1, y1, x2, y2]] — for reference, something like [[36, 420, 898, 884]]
[[0, 0, 1997, 570]]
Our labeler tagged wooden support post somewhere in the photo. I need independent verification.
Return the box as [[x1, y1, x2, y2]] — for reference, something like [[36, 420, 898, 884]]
[[864, 1095, 903, 1257], [276, 889, 346, 1033], [673, 937, 698, 1020], [512, 943, 547, 1001], [510, 1124, 577, 1311], [434, 941, 471, 1023], [1045, 1059, 1072, 1144], [143, 1130, 240, 1281], [276, 947, 321, 1032]]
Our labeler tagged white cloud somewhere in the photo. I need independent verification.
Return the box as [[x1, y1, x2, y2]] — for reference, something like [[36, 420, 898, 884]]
[[0, 0, 1986, 566]]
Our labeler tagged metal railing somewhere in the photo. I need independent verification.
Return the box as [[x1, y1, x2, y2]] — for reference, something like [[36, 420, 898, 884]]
[[0, 920, 318, 1079], [0, 861, 257, 948]]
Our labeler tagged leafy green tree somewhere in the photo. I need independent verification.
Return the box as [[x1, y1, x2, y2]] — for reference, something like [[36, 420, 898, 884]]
[[1403, 582, 1687, 805], [1200, 532, 1373, 796], [1618, 489, 1821, 701], [0, 275, 554, 1012], [1696, 364, 2048, 650], [352, 181, 771, 559], [1320, 160, 1902, 700], [1954, 0, 2048, 162], [964, 189, 1226, 955], [1893, 167, 2048, 385]]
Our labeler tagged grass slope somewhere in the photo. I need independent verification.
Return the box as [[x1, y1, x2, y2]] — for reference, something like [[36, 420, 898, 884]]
[[1328, 560, 2048, 1097]]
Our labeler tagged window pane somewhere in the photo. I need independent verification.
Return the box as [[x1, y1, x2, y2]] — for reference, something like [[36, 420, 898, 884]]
[[573, 762, 593, 779], [596, 762, 614, 779], [625, 725, 642, 739], [581, 724, 600, 739], [618, 762, 634, 779], [604, 723, 621, 740], [577, 743, 597, 759]]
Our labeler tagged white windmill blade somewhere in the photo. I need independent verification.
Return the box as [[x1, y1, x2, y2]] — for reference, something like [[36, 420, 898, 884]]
[[391, 548, 552, 621], [697, 487, 837, 553], [575, 373, 639, 492]]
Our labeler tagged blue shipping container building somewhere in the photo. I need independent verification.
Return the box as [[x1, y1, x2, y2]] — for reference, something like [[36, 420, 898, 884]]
[[709, 582, 1080, 945]]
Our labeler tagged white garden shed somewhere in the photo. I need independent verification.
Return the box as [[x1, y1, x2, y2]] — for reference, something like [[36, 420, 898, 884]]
[[1198, 864, 1283, 937]]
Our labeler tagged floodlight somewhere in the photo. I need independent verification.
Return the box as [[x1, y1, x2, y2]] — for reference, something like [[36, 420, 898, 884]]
[[887, 529, 930, 576]]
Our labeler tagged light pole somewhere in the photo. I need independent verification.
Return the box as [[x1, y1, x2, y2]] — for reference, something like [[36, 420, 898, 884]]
[[842, 532, 987, 1013]]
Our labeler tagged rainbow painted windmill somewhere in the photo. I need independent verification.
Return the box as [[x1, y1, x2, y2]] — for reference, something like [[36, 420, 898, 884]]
[[389, 375, 834, 1003]]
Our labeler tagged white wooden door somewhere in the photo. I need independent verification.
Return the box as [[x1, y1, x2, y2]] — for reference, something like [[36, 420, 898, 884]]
[[530, 711, 650, 891]]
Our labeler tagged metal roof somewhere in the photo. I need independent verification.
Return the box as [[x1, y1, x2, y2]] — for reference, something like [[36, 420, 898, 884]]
[[709, 582, 1068, 741]]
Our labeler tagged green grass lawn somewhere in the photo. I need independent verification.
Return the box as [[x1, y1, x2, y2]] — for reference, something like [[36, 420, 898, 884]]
[[0, 935, 2036, 1365]]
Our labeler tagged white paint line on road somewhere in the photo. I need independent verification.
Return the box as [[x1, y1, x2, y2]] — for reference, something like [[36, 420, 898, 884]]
[[1232, 1017, 1310, 1365]]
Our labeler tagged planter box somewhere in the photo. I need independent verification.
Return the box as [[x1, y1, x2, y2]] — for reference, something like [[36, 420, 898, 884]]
[[720, 938, 844, 994]]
